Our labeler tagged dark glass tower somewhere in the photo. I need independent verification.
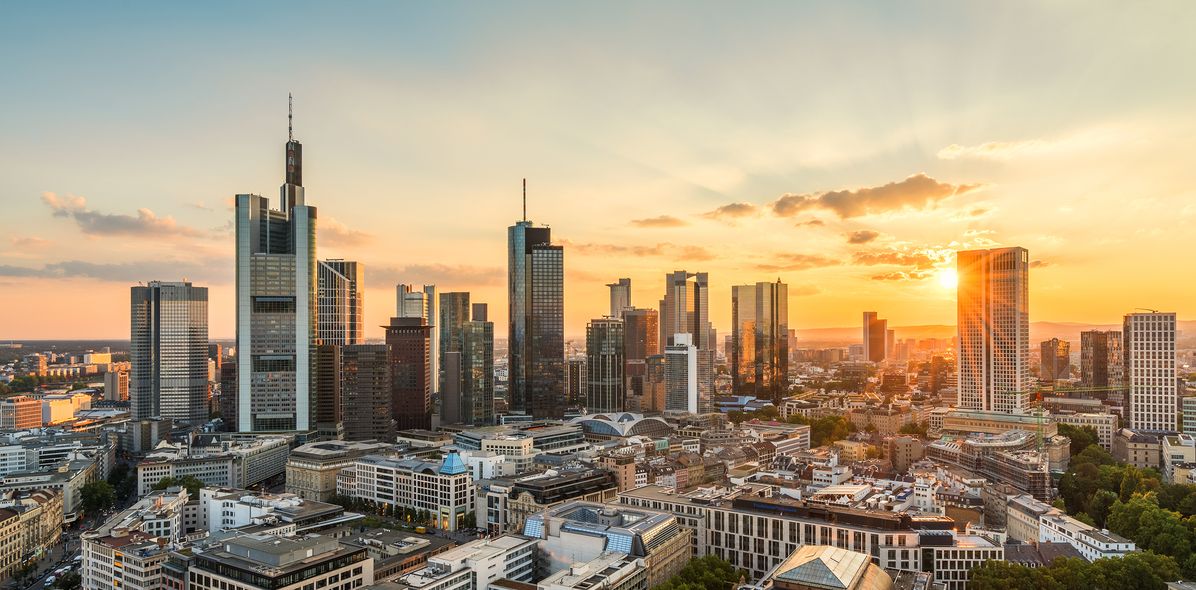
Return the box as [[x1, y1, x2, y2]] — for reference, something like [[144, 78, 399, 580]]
[[508, 198, 565, 419]]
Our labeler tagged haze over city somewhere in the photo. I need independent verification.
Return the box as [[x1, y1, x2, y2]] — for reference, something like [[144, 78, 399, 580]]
[[2, 2, 1195, 340]]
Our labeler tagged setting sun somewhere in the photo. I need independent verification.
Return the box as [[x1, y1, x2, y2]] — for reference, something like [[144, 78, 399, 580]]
[[937, 268, 958, 289]]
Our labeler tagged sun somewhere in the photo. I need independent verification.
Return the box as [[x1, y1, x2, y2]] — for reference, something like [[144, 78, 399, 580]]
[[937, 268, 958, 289]]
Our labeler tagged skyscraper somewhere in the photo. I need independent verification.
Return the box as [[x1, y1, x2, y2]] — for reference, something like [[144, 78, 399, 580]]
[[586, 318, 625, 412], [314, 343, 342, 438], [664, 333, 698, 413], [339, 344, 394, 441], [659, 271, 713, 412], [384, 316, 432, 430], [606, 278, 632, 319], [622, 308, 659, 407], [731, 280, 789, 401], [439, 292, 471, 394], [1081, 330, 1125, 390], [565, 358, 587, 407], [508, 188, 565, 419], [235, 100, 317, 432], [862, 312, 887, 363], [1124, 312, 1177, 432], [130, 281, 209, 424], [956, 247, 1030, 414], [462, 303, 495, 425], [317, 260, 365, 346], [1039, 338, 1071, 382], [397, 284, 437, 392]]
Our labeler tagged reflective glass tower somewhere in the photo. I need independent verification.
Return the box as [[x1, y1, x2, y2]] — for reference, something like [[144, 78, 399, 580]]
[[956, 247, 1030, 414], [130, 281, 209, 424], [731, 280, 789, 401]]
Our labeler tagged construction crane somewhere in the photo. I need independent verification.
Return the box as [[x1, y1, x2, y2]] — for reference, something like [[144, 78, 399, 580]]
[[992, 384, 1128, 451]]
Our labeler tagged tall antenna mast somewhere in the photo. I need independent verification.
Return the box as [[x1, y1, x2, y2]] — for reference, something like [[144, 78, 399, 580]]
[[522, 178, 527, 222], [288, 92, 293, 142]]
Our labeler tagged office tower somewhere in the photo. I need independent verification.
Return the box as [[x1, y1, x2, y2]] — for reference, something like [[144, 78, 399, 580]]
[[218, 361, 238, 431], [130, 281, 209, 424], [664, 333, 699, 413], [208, 343, 223, 378], [439, 292, 471, 393], [586, 318, 625, 412], [317, 260, 365, 346], [565, 358, 587, 407], [1124, 312, 1177, 432], [339, 344, 394, 441], [643, 355, 666, 413], [1040, 338, 1071, 382], [622, 308, 659, 405], [384, 317, 432, 430], [862, 312, 886, 363], [508, 194, 565, 419], [396, 284, 437, 393], [104, 370, 129, 402], [314, 344, 343, 438], [731, 280, 789, 401], [1081, 330, 1125, 390], [886, 329, 895, 360], [956, 247, 1030, 414], [462, 303, 495, 425], [606, 278, 632, 319], [658, 271, 713, 412], [235, 103, 317, 432]]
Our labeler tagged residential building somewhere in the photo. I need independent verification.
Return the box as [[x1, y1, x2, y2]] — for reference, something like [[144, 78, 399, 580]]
[[0, 510, 21, 579], [1124, 312, 1178, 432], [587, 318, 625, 412], [341, 344, 395, 442], [607, 278, 632, 319], [862, 312, 888, 364], [1162, 434, 1196, 483], [397, 284, 438, 394], [130, 280, 209, 424], [1039, 338, 1070, 382], [731, 281, 789, 401], [508, 201, 565, 419], [234, 116, 317, 433], [318, 259, 366, 346], [0, 489, 63, 560], [1039, 512, 1136, 561], [386, 317, 433, 431], [286, 439, 396, 501], [337, 451, 474, 531], [956, 247, 1030, 414]]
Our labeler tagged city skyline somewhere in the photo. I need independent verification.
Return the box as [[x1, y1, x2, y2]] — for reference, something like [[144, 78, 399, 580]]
[[3, 3, 1196, 340]]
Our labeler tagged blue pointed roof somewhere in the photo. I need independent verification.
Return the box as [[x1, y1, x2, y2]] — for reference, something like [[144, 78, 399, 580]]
[[439, 450, 467, 475]]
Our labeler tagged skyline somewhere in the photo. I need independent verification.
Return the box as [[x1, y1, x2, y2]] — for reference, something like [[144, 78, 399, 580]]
[[3, 2, 1196, 339]]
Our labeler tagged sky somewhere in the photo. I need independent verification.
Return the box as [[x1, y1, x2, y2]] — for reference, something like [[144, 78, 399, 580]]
[[1, 1, 1195, 341]]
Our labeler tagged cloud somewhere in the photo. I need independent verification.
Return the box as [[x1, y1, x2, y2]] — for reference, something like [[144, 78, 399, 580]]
[[755, 253, 840, 272], [0, 259, 231, 284], [630, 215, 688, 228], [10, 236, 49, 248], [702, 202, 757, 221], [795, 219, 825, 228], [41, 192, 204, 238], [846, 230, 880, 245], [562, 240, 714, 261], [870, 270, 935, 281], [369, 263, 503, 288], [937, 139, 1054, 160], [186, 201, 213, 211], [771, 173, 981, 219], [851, 249, 941, 270], [320, 217, 373, 247], [1030, 259, 1051, 268]]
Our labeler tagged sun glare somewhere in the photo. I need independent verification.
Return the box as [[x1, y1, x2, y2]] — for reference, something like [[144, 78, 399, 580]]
[[937, 268, 958, 289]]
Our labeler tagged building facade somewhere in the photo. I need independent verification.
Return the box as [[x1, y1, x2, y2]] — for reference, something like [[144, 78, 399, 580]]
[[508, 216, 565, 419], [956, 247, 1030, 414], [317, 259, 365, 346], [385, 317, 432, 431], [586, 318, 625, 413], [1124, 312, 1177, 432], [1039, 338, 1070, 382], [731, 281, 789, 401], [340, 344, 395, 442], [337, 451, 474, 532], [607, 278, 632, 318], [130, 281, 209, 424], [397, 284, 438, 394], [862, 312, 887, 364]]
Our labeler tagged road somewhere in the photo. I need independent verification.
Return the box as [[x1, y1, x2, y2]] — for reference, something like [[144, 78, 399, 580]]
[[16, 536, 80, 590]]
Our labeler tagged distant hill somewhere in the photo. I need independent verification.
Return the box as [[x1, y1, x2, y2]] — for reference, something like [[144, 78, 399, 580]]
[[795, 320, 1196, 347]]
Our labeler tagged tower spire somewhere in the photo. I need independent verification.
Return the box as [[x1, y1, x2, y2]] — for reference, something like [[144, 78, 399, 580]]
[[522, 178, 527, 222], [288, 93, 293, 142]]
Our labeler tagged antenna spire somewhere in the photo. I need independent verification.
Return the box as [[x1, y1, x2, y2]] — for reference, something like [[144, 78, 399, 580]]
[[288, 93, 293, 142], [522, 178, 527, 222]]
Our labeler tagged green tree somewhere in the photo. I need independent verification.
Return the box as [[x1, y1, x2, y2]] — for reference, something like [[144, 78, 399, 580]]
[[897, 421, 928, 437], [54, 572, 82, 590], [654, 555, 745, 590], [727, 410, 746, 425], [153, 475, 205, 496], [80, 481, 116, 513], [1057, 424, 1099, 456]]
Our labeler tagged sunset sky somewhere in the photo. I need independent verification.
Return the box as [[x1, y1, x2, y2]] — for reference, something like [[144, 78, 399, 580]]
[[2, 2, 1195, 340]]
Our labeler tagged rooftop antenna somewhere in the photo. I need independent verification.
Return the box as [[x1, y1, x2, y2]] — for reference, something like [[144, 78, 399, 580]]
[[522, 178, 527, 222], [1134, 308, 1159, 313], [288, 93, 293, 142]]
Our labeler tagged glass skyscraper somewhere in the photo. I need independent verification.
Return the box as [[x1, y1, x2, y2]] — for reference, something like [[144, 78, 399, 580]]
[[130, 281, 209, 424], [508, 218, 565, 419], [731, 280, 789, 401], [317, 259, 365, 346]]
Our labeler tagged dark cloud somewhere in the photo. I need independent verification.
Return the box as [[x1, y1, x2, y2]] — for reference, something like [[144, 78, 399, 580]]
[[320, 217, 373, 247], [630, 215, 688, 228], [42, 192, 204, 238], [846, 230, 880, 244], [702, 202, 757, 221], [0, 259, 231, 284], [771, 173, 981, 219], [563, 240, 714, 261], [755, 253, 840, 272], [369, 264, 503, 289]]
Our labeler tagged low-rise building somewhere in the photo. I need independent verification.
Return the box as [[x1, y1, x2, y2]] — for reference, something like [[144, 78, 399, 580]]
[[745, 545, 892, 590], [285, 440, 396, 501], [1162, 434, 1196, 483], [536, 552, 646, 590], [1113, 428, 1161, 469], [82, 530, 170, 590], [1053, 412, 1118, 451], [392, 535, 536, 590], [1039, 512, 1136, 561], [340, 529, 456, 582], [136, 435, 292, 495], [478, 469, 617, 535], [184, 533, 374, 590], [337, 450, 474, 532]]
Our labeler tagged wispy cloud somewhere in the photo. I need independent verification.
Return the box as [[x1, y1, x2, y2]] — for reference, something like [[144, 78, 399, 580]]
[[771, 173, 981, 219], [42, 192, 204, 238], [755, 253, 840, 272], [702, 202, 757, 222], [10, 236, 49, 248], [937, 125, 1133, 161], [369, 263, 503, 288], [846, 230, 880, 244], [630, 215, 688, 228], [320, 217, 373, 247], [0, 259, 230, 283], [562, 240, 714, 261]]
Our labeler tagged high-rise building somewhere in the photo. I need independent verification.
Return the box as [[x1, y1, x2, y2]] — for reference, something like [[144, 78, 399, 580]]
[[339, 344, 394, 441], [664, 333, 698, 413], [385, 317, 432, 430], [731, 280, 789, 401], [956, 247, 1030, 414], [316, 260, 364, 346], [208, 343, 223, 379], [104, 370, 129, 402], [565, 358, 587, 407], [462, 303, 495, 425], [1040, 338, 1071, 382], [130, 281, 209, 424], [234, 104, 317, 432], [606, 278, 632, 319], [313, 344, 343, 438], [439, 292, 471, 394], [1081, 330, 1125, 390], [622, 308, 659, 405], [862, 312, 887, 363], [507, 194, 565, 419], [586, 318, 625, 412], [1124, 312, 1177, 432], [658, 271, 713, 412], [396, 284, 437, 393]]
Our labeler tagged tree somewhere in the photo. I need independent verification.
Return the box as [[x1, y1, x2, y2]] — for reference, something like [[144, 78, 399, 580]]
[[153, 475, 205, 496], [898, 421, 928, 437], [969, 553, 1179, 590], [80, 481, 115, 513], [54, 572, 81, 590], [1057, 424, 1099, 456], [727, 410, 746, 425], [654, 556, 745, 590], [462, 511, 476, 529]]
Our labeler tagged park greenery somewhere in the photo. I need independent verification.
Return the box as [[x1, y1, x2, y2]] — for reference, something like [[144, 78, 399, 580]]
[[80, 481, 115, 513], [726, 405, 856, 447], [969, 552, 1179, 590], [654, 555, 746, 590]]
